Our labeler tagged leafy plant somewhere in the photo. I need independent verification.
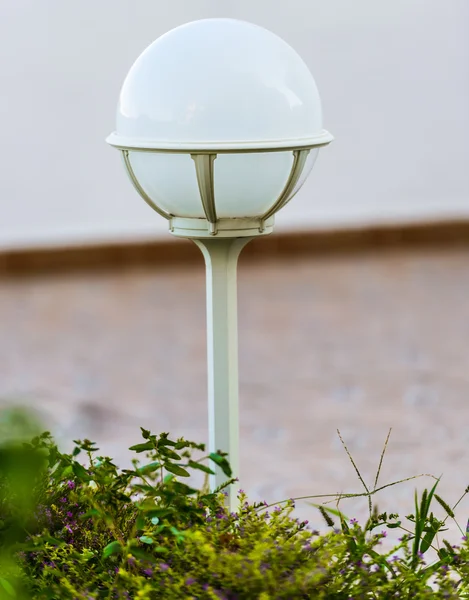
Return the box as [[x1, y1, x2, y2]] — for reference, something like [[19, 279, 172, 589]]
[[0, 412, 469, 598]]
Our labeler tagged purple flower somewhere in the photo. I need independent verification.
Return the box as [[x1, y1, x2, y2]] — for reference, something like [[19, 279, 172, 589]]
[[143, 568, 153, 577], [185, 577, 196, 586], [67, 481, 75, 490], [159, 563, 169, 571]]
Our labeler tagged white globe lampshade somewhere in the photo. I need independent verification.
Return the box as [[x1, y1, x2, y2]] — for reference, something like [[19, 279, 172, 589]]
[[107, 18, 332, 237]]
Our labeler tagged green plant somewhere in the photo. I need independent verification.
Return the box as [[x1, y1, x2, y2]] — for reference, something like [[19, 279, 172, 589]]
[[0, 413, 469, 599]]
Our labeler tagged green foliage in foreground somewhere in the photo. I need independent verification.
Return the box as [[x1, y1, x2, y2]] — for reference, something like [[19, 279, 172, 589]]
[[1, 418, 469, 598]]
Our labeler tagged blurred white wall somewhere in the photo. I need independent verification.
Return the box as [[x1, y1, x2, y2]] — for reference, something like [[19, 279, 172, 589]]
[[0, 0, 468, 250]]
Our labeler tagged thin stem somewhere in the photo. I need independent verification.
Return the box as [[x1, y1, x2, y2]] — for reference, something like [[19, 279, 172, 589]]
[[451, 489, 469, 514], [257, 473, 437, 512], [337, 429, 372, 516], [374, 428, 392, 491]]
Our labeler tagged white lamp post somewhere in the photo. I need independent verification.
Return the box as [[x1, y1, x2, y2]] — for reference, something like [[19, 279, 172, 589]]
[[107, 18, 332, 508]]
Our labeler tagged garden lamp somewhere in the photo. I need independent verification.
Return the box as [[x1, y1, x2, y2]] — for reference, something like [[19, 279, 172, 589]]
[[107, 18, 332, 508]]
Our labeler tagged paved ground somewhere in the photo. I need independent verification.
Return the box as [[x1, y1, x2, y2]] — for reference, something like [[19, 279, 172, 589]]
[[1, 245, 469, 537]]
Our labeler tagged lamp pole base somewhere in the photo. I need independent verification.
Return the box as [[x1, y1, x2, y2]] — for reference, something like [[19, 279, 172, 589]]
[[171, 216, 274, 238], [193, 236, 253, 510]]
